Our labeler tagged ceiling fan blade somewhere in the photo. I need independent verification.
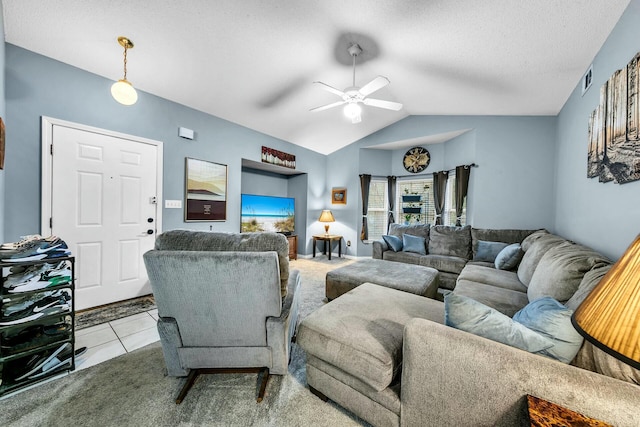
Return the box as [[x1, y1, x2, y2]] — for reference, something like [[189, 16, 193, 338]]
[[313, 81, 345, 97], [310, 100, 346, 112], [359, 76, 390, 97], [363, 98, 403, 111]]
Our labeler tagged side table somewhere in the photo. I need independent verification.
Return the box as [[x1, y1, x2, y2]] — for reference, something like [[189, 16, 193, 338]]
[[312, 234, 342, 260], [526, 395, 612, 427]]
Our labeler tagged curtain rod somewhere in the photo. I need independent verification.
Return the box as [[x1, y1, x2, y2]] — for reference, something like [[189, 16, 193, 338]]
[[367, 163, 478, 179]]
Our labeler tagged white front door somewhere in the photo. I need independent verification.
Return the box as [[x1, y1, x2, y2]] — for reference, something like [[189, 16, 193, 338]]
[[42, 119, 163, 310]]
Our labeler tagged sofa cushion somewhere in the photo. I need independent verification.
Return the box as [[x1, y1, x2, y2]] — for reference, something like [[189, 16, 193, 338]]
[[457, 264, 527, 293], [402, 234, 426, 255], [382, 235, 403, 252], [517, 233, 567, 287], [471, 228, 539, 259], [298, 283, 445, 392], [495, 243, 524, 270], [474, 240, 509, 262], [419, 254, 467, 275], [428, 225, 472, 260], [388, 223, 430, 241], [382, 250, 423, 265], [454, 280, 529, 317], [565, 265, 611, 312], [513, 297, 584, 363], [572, 341, 640, 385], [445, 294, 553, 353], [527, 242, 611, 303]]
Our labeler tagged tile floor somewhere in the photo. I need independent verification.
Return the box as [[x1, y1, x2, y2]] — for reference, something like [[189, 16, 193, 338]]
[[74, 309, 160, 371]]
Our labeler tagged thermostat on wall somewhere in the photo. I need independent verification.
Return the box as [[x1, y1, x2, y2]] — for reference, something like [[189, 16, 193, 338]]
[[178, 127, 194, 140]]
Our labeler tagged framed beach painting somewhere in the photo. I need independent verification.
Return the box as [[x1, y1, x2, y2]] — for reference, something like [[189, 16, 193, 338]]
[[331, 188, 346, 204], [185, 157, 227, 221]]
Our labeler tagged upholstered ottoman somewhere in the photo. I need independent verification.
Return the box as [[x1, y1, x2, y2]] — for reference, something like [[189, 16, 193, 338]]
[[298, 282, 445, 427], [325, 258, 439, 300]]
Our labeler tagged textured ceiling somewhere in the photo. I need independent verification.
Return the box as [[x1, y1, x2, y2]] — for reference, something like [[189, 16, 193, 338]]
[[2, 0, 631, 154]]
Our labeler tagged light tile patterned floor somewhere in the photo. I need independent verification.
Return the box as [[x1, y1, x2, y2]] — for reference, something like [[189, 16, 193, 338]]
[[74, 308, 159, 371]]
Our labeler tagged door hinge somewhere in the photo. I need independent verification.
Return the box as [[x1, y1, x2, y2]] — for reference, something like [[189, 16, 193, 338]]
[[50, 144, 53, 155], [49, 217, 53, 228]]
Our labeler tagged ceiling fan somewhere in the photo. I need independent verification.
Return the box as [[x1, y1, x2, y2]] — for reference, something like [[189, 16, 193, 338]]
[[311, 43, 403, 123]]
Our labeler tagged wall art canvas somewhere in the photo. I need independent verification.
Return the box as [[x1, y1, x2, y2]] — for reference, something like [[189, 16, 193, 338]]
[[185, 157, 227, 221], [331, 188, 346, 204], [261, 146, 296, 169], [588, 51, 640, 184]]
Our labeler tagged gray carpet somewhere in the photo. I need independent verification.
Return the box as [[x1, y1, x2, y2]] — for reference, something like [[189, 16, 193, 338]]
[[0, 257, 371, 427]]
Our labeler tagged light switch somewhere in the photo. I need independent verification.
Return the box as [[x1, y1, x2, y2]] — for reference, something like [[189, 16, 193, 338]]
[[165, 200, 182, 209]]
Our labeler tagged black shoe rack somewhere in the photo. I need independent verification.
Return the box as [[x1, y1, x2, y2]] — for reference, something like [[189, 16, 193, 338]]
[[0, 256, 75, 397]]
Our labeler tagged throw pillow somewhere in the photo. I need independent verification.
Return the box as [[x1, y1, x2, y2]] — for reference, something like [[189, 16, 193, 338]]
[[382, 235, 403, 252], [494, 243, 524, 270], [402, 234, 426, 255], [444, 294, 553, 353], [513, 297, 584, 363], [474, 240, 509, 263], [428, 225, 472, 259]]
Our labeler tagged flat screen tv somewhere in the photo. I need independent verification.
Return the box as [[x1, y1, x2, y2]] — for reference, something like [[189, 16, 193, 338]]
[[240, 194, 295, 234]]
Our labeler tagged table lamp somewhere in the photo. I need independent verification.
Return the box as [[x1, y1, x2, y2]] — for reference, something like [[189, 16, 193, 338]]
[[571, 234, 640, 369], [318, 210, 335, 235]]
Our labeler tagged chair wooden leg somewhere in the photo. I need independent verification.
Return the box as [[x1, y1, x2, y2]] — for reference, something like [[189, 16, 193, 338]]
[[309, 385, 328, 402], [256, 368, 270, 403], [176, 369, 200, 404]]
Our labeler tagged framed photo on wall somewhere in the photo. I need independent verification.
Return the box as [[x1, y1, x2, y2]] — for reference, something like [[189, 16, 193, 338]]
[[331, 188, 346, 204], [185, 157, 227, 221]]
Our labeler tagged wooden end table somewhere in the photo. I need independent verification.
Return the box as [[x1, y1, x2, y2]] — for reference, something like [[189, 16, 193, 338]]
[[312, 234, 342, 260], [526, 395, 612, 427]]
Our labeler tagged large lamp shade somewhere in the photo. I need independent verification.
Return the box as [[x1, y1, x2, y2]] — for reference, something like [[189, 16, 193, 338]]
[[318, 210, 335, 235], [572, 234, 640, 369]]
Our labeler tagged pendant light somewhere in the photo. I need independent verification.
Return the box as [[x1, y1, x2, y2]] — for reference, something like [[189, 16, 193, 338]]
[[111, 36, 138, 106]]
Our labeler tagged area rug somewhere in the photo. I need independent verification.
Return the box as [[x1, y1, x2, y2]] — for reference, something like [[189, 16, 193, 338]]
[[75, 295, 157, 330], [0, 257, 371, 427]]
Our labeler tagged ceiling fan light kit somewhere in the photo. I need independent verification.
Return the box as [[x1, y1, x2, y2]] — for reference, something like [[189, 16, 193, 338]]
[[111, 36, 138, 106], [311, 43, 402, 124]]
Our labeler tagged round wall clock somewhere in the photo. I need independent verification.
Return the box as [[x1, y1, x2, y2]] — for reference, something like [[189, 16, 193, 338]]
[[403, 147, 431, 173]]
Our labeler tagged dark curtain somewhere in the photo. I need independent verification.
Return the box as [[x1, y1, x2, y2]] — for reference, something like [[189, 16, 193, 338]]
[[386, 175, 397, 232], [359, 174, 371, 240], [432, 171, 448, 225], [455, 165, 471, 226]]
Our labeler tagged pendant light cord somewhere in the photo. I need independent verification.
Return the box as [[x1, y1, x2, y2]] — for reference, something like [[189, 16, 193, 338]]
[[122, 44, 128, 80]]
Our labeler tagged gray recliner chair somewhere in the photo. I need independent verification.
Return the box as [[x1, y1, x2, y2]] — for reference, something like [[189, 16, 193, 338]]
[[143, 230, 301, 404]]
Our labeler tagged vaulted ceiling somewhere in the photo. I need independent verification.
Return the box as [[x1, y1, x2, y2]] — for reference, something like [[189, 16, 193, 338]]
[[2, 0, 631, 154]]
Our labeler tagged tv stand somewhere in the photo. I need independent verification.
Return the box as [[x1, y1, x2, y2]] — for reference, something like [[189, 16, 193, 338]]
[[286, 235, 297, 260]]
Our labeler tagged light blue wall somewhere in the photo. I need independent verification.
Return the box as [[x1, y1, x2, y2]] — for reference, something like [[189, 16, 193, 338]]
[[351, 115, 557, 256], [555, 0, 640, 260], [4, 44, 326, 251], [0, 2, 5, 244]]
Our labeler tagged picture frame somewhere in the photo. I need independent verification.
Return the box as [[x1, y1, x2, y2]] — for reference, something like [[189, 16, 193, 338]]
[[185, 157, 227, 221], [0, 117, 5, 170], [261, 146, 296, 169], [331, 188, 347, 205]]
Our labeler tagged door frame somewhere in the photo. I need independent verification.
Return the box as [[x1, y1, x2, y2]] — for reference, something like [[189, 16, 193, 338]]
[[40, 116, 164, 237]]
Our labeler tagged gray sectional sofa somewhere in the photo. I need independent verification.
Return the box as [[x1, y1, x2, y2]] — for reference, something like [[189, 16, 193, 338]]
[[372, 224, 538, 293], [299, 228, 640, 427]]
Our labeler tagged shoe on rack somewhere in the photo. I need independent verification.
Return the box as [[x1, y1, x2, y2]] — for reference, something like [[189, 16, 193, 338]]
[[0, 234, 44, 250], [14, 343, 71, 382], [8, 268, 72, 293], [1, 238, 69, 263], [2, 263, 52, 289], [28, 345, 87, 380], [0, 290, 71, 325]]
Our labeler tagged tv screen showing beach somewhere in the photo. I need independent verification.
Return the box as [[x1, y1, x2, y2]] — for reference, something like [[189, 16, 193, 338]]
[[241, 194, 295, 233]]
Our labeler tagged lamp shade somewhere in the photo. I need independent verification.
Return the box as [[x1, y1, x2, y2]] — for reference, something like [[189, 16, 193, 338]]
[[318, 210, 335, 223], [572, 234, 640, 369], [111, 79, 138, 106]]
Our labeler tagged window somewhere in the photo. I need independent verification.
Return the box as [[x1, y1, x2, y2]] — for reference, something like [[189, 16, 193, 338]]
[[396, 178, 434, 224], [366, 179, 388, 241], [395, 174, 466, 227]]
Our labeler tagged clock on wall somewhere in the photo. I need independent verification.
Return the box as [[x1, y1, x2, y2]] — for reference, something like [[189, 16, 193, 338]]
[[403, 146, 431, 173]]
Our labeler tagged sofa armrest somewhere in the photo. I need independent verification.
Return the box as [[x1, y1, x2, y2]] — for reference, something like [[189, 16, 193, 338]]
[[372, 239, 389, 259], [400, 319, 640, 427], [266, 269, 302, 375]]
